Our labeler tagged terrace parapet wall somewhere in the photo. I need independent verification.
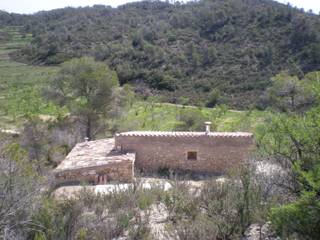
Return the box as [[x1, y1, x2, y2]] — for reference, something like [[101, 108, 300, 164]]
[[55, 160, 134, 184], [54, 138, 135, 185]]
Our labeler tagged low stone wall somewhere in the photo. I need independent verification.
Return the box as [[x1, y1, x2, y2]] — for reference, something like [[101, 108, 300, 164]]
[[115, 134, 255, 174], [55, 160, 134, 184], [54, 138, 135, 185]]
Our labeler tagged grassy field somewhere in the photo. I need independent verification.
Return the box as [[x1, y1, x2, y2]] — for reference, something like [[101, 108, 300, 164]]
[[0, 26, 270, 134], [117, 101, 270, 133], [0, 26, 59, 129]]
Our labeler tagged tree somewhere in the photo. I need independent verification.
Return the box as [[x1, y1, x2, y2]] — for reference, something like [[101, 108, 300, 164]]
[[45, 57, 119, 140], [260, 71, 319, 111], [255, 71, 320, 239], [175, 109, 207, 131], [270, 191, 320, 239], [20, 116, 80, 174], [6, 0, 320, 109], [257, 103, 320, 239], [0, 137, 43, 239], [206, 89, 220, 108], [265, 72, 302, 112]]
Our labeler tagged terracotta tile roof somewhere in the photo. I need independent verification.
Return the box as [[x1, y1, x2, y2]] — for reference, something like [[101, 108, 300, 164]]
[[116, 131, 253, 138]]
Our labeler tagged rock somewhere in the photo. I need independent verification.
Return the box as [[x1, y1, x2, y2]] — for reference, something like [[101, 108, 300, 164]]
[[147, 203, 172, 240], [242, 222, 280, 240]]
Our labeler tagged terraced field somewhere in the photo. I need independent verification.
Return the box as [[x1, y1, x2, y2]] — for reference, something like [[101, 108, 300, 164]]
[[0, 26, 269, 134], [0, 26, 59, 129]]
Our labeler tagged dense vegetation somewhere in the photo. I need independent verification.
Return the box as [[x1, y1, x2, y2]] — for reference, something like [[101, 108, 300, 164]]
[[1, 1, 320, 239], [257, 73, 320, 239], [0, 26, 269, 135], [1, 0, 320, 107]]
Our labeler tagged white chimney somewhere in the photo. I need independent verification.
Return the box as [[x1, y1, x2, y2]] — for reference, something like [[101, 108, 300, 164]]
[[84, 137, 89, 146], [205, 121, 212, 134]]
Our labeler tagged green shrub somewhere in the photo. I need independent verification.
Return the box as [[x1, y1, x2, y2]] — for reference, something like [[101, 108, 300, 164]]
[[137, 192, 155, 210], [76, 228, 88, 240], [175, 109, 206, 131], [270, 191, 320, 240], [117, 212, 134, 229], [30, 198, 66, 240], [206, 89, 221, 108]]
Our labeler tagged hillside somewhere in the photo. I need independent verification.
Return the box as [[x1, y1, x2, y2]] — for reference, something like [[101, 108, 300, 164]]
[[0, 26, 270, 135], [1, 4, 320, 239], [0, 26, 59, 129], [1, 0, 319, 108]]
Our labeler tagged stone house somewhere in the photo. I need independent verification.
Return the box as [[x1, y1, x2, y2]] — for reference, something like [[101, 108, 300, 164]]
[[54, 123, 255, 185]]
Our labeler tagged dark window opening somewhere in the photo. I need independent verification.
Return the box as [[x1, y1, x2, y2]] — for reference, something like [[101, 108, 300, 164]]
[[187, 151, 197, 161]]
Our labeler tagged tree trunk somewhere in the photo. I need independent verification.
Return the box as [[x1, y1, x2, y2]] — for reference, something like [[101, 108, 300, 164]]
[[290, 94, 295, 111], [86, 116, 92, 140]]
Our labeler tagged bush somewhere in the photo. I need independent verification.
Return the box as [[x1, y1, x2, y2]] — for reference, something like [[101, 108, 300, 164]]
[[161, 164, 269, 240], [175, 109, 207, 131], [117, 212, 134, 229], [174, 215, 219, 240], [137, 191, 155, 210], [206, 89, 220, 108], [270, 191, 320, 240]]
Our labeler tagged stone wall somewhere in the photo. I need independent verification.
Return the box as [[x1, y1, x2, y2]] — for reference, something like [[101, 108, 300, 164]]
[[115, 135, 255, 174], [55, 160, 134, 184], [54, 138, 135, 185]]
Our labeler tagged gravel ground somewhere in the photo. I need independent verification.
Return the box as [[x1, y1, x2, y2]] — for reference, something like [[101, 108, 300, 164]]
[[53, 177, 189, 199]]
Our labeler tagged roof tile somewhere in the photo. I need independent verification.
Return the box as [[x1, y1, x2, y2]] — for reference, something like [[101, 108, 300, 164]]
[[116, 131, 253, 138]]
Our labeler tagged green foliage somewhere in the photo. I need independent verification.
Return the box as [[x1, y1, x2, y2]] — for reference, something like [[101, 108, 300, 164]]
[[0, 26, 61, 129], [258, 76, 320, 239], [162, 170, 265, 240], [117, 212, 134, 229], [262, 71, 319, 112], [30, 198, 65, 240], [23, 166, 269, 240], [257, 107, 320, 177], [28, 186, 163, 240], [76, 228, 88, 240], [270, 191, 320, 239], [164, 182, 198, 222], [118, 101, 267, 133], [137, 191, 155, 210], [206, 88, 220, 108], [34, 232, 46, 240], [45, 57, 119, 139], [0, 139, 43, 239], [175, 109, 207, 131], [1, 0, 319, 108], [303, 71, 320, 103], [18, 115, 84, 173], [267, 72, 302, 111]]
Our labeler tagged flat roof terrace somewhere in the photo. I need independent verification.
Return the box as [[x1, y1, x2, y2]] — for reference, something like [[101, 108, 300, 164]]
[[54, 138, 135, 184]]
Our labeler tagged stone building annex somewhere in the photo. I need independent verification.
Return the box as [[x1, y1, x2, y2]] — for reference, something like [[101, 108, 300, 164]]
[[54, 123, 255, 185]]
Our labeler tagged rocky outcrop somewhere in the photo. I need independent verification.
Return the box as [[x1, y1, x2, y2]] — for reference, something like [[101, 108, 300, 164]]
[[242, 223, 280, 240]]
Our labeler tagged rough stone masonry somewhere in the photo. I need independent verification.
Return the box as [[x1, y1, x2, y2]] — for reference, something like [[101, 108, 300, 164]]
[[54, 138, 135, 185], [115, 131, 254, 174], [54, 123, 255, 184]]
